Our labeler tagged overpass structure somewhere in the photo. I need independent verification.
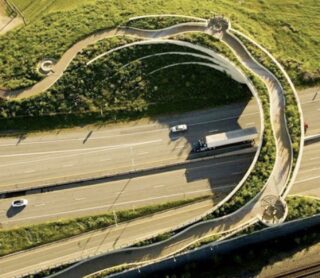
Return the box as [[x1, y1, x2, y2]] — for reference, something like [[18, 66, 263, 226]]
[[0, 17, 305, 278]]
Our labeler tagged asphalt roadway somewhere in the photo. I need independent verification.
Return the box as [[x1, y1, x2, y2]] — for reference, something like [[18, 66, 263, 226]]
[[299, 86, 320, 136], [0, 154, 254, 228], [0, 140, 318, 278], [0, 86, 318, 193], [290, 140, 320, 198], [0, 199, 215, 278], [0, 100, 260, 192], [0, 89, 318, 277]]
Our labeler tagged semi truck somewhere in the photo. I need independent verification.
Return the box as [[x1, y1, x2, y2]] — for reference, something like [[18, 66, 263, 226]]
[[192, 127, 258, 153]]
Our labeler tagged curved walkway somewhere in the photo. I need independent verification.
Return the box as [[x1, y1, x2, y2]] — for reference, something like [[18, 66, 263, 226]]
[[47, 23, 293, 277], [0, 20, 297, 278]]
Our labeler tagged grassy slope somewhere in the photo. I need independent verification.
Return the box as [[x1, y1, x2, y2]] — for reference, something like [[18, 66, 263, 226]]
[[10, 0, 96, 22], [0, 35, 251, 131], [0, 0, 319, 89]]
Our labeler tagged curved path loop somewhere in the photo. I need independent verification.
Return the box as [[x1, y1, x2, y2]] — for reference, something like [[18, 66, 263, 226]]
[[38, 21, 294, 278], [0, 19, 295, 278]]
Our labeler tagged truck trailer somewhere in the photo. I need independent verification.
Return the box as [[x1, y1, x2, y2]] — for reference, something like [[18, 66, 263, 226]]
[[192, 127, 258, 153]]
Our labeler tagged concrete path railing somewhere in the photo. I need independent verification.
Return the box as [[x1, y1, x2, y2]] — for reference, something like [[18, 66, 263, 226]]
[[0, 17, 300, 278], [47, 20, 296, 277]]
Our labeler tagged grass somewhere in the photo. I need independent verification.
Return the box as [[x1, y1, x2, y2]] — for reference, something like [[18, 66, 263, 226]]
[[286, 196, 320, 221], [125, 15, 204, 30], [0, 0, 319, 90], [9, 0, 96, 23], [0, 35, 251, 131], [0, 195, 211, 257]]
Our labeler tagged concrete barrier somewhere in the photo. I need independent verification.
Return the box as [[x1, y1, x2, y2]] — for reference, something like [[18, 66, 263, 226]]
[[110, 213, 320, 277]]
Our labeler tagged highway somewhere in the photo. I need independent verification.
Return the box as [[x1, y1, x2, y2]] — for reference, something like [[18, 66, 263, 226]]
[[0, 101, 260, 192], [0, 85, 317, 194], [0, 154, 254, 228], [299, 86, 320, 136], [0, 199, 215, 278], [290, 140, 320, 198]]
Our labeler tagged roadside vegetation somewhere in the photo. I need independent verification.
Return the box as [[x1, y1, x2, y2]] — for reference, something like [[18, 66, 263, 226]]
[[175, 33, 276, 217], [124, 16, 204, 30], [233, 31, 301, 167], [0, 36, 251, 131], [0, 0, 318, 90], [286, 196, 320, 221], [0, 195, 210, 256]]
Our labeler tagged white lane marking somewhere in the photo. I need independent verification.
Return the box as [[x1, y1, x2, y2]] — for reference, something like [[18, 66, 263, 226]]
[[232, 171, 243, 175], [0, 112, 259, 147], [138, 152, 149, 155], [188, 112, 259, 127], [0, 147, 112, 169], [100, 157, 112, 161], [310, 157, 320, 161], [0, 139, 162, 158], [154, 184, 166, 188], [75, 197, 86, 201], [294, 175, 320, 184], [245, 122, 255, 126], [24, 170, 35, 174], [209, 129, 218, 133], [3, 189, 216, 223]]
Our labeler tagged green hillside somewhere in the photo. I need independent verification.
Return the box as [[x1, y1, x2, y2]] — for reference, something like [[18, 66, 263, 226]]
[[1, 0, 319, 90]]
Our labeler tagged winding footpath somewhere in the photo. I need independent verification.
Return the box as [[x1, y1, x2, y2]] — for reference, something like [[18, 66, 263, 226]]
[[0, 20, 299, 278]]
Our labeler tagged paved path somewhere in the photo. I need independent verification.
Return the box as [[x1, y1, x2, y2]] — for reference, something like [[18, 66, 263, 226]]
[[0, 21, 298, 277], [49, 23, 294, 278]]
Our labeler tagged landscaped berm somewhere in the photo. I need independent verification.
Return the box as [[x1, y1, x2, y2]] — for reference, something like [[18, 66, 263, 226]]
[[0, 1, 318, 278]]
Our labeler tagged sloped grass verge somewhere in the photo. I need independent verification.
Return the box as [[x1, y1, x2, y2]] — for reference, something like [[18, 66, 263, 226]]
[[0, 36, 251, 132], [124, 15, 204, 30]]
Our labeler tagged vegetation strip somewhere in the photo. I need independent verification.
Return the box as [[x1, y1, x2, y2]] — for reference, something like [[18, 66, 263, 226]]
[[0, 36, 251, 132], [286, 196, 320, 221], [0, 195, 211, 256], [124, 15, 205, 30], [0, 1, 318, 90]]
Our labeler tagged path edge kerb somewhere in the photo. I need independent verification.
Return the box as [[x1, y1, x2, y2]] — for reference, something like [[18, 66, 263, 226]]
[[230, 28, 304, 197]]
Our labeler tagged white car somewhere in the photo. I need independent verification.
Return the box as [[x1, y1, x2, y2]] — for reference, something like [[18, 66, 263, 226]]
[[170, 124, 188, 133], [11, 199, 28, 208]]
